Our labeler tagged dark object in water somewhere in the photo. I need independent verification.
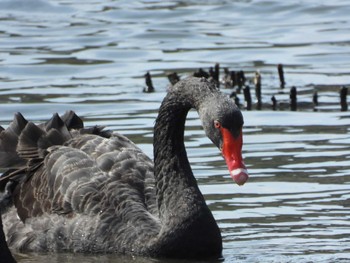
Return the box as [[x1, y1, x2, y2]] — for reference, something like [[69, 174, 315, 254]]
[[254, 71, 262, 110], [143, 71, 155, 93], [193, 68, 209, 79], [236, 71, 246, 93], [209, 63, 220, 84], [230, 71, 237, 89], [214, 63, 220, 83], [230, 91, 240, 108], [167, 72, 180, 86], [290, 86, 297, 111], [313, 90, 318, 111], [243, 85, 252, 111], [278, 64, 285, 89], [340, 86, 348, 111], [271, 96, 277, 111], [313, 90, 318, 106], [222, 68, 230, 88], [222, 69, 243, 90]]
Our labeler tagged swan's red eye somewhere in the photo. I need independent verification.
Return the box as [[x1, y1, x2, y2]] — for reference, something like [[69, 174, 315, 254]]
[[214, 120, 221, 129]]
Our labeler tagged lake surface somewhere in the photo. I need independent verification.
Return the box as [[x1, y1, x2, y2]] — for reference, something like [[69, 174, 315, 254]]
[[1, 0, 350, 262]]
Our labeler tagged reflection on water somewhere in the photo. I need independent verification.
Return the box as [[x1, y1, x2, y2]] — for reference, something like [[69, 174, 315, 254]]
[[1, 0, 350, 262]]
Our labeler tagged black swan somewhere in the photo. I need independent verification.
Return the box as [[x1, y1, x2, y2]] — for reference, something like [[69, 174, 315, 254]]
[[0, 77, 248, 259]]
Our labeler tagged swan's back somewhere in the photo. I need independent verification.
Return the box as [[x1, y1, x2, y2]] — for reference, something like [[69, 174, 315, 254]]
[[0, 111, 159, 253]]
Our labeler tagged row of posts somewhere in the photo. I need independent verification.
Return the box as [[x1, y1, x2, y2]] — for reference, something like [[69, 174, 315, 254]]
[[144, 64, 348, 112]]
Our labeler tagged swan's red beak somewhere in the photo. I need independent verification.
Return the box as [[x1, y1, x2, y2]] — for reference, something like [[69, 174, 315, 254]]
[[221, 128, 248, 186]]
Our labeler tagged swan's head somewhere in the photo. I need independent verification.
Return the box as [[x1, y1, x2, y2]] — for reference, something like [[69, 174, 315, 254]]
[[198, 92, 248, 186]]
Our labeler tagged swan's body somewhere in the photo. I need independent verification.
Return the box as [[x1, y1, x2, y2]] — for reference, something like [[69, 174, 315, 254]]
[[0, 77, 248, 259]]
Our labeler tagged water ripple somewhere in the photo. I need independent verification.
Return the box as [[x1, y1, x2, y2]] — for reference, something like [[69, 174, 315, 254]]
[[1, 0, 350, 262]]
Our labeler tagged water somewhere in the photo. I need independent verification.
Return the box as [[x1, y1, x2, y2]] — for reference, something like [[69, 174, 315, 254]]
[[1, 0, 350, 262]]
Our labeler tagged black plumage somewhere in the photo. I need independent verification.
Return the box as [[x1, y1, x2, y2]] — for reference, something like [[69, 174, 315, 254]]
[[0, 77, 246, 259]]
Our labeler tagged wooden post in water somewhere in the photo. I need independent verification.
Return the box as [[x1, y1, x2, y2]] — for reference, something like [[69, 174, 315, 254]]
[[143, 71, 155, 93], [278, 64, 285, 89], [243, 85, 252, 111], [209, 63, 220, 87], [254, 71, 262, 110], [230, 91, 240, 108], [237, 70, 245, 93], [222, 68, 231, 89], [193, 68, 209, 78], [167, 72, 180, 85], [230, 71, 237, 90], [340, 86, 348, 111], [213, 63, 220, 83], [313, 90, 318, 111], [290, 86, 297, 111], [271, 95, 277, 111]]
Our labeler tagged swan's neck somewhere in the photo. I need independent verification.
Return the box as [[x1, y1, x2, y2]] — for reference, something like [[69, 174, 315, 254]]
[[152, 84, 222, 258], [154, 96, 203, 220]]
